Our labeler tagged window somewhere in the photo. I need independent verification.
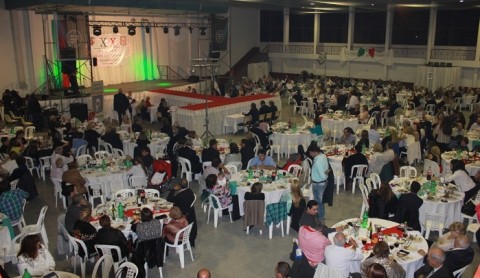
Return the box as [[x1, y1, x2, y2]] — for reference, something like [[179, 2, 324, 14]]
[[260, 10, 284, 42], [289, 13, 314, 42], [320, 13, 348, 43], [392, 9, 429, 45], [435, 10, 479, 46], [354, 9, 386, 44]]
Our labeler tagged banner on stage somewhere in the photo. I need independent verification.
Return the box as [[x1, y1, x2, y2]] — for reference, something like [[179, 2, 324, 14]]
[[211, 16, 228, 51], [90, 35, 132, 66], [91, 81, 104, 113]]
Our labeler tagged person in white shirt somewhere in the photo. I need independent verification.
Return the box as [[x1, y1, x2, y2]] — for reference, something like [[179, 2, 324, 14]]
[[469, 117, 480, 132], [347, 92, 359, 110], [368, 125, 381, 145], [368, 143, 395, 175], [325, 232, 363, 278], [17, 234, 55, 276], [443, 159, 476, 202], [126, 157, 147, 180]]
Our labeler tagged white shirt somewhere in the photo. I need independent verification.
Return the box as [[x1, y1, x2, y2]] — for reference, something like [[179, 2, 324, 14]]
[[368, 129, 381, 145], [17, 244, 55, 276], [126, 164, 147, 179], [444, 170, 475, 192], [325, 245, 364, 278], [347, 95, 359, 109], [470, 123, 480, 132], [368, 149, 395, 175]]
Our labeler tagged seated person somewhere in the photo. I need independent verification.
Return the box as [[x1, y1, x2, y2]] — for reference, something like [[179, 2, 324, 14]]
[[131, 208, 163, 243], [395, 181, 423, 231], [250, 123, 272, 150], [435, 222, 466, 252], [309, 117, 324, 136], [62, 160, 87, 196], [201, 139, 221, 163], [17, 234, 55, 276], [8, 156, 38, 201], [299, 200, 341, 235], [244, 182, 265, 200], [0, 180, 29, 223], [72, 207, 97, 256], [0, 137, 9, 154], [443, 235, 474, 273], [205, 174, 232, 208], [203, 158, 231, 179], [443, 159, 477, 202], [414, 247, 453, 278], [101, 127, 123, 150], [177, 139, 202, 174], [275, 262, 290, 278], [162, 206, 188, 243], [240, 139, 255, 170], [297, 224, 331, 268], [249, 149, 276, 170], [361, 241, 406, 278], [83, 123, 100, 154], [65, 194, 92, 233], [368, 184, 398, 219], [368, 143, 395, 177], [342, 144, 368, 189], [95, 215, 128, 260], [325, 232, 363, 277], [141, 147, 154, 177], [0, 151, 18, 176], [339, 127, 356, 146]]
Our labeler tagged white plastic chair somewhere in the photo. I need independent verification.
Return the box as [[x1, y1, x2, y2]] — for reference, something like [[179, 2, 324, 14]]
[[453, 265, 468, 278], [359, 183, 370, 218], [350, 164, 368, 194], [92, 254, 114, 278], [163, 223, 195, 268], [380, 110, 389, 127], [287, 164, 303, 178], [302, 158, 312, 184], [144, 188, 160, 198], [21, 206, 49, 246], [425, 104, 436, 116], [88, 184, 105, 208], [77, 154, 93, 166], [370, 173, 381, 189], [50, 177, 67, 209], [25, 156, 40, 177], [207, 194, 233, 228], [95, 244, 128, 274], [129, 175, 147, 189], [2, 228, 28, 264], [10, 198, 26, 230], [423, 159, 441, 177], [115, 261, 138, 278], [112, 148, 125, 158], [68, 234, 96, 277], [114, 189, 135, 201], [24, 126, 35, 139], [95, 151, 110, 160], [178, 157, 193, 185], [76, 144, 88, 157], [224, 164, 238, 174], [400, 166, 417, 178], [467, 223, 479, 243], [246, 158, 254, 170], [39, 156, 51, 181], [424, 212, 447, 240], [365, 178, 376, 193], [99, 142, 113, 154], [461, 191, 480, 226]]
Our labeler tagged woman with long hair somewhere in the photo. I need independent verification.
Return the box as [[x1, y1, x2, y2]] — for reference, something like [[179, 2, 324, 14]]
[[285, 178, 306, 232], [361, 241, 406, 278], [205, 174, 232, 207], [436, 222, 466, 251], [17, 234, 55, 275], [366, 263, 388, 278], [433, 112, 452, 152], [444, 159, 477, 202], [126, 157, 147, 179], [245, 182, 265, 200], [368, 184, 398, 219], [224, 142, 241, 165]]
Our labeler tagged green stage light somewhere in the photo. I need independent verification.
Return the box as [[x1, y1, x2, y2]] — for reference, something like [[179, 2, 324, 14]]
[[103, 88, 118, 94], [157, 82, 172, 87]]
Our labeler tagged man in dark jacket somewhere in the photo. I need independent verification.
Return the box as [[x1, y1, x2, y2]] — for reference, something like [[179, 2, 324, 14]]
[[395, 181, 423, 230], [95, 215, 128, 259], [166, 179, 197, 247], [177, 139, 201, 174], [201, 139, 221, 163], [240, 139, 254, 170], [113, 89, 129, 125], [101, 127, 123, 150], [342, 144, 368, 189], [414, 247, 453, 278], [243, 103, 260, 125]]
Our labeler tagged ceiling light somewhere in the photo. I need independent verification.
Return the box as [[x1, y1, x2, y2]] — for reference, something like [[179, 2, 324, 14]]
[[163, 27, 169, 34], [200, 27, 206, 36], [371, 3, 375, 6], [174, 26, 181, 36], [127, 25, 136, 36], [113, 25, 119, 33], [145, 26, 150, 34], [92, 25, 101, 36]]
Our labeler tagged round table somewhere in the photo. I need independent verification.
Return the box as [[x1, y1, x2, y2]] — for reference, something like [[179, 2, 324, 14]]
[[81, 167, 129, 197], [270, 130, 312, 156], [389, 177, 464, 232], [331, 218, 428, 278], [322, 115, 360, 139], [230, 171, 290, 216], [123, 137, 170, 158], [441, 151, 480, 177], [14, 271, 80, 278]]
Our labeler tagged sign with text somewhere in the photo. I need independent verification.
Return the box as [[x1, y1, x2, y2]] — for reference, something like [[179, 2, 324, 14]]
[[91, 80, 104, 113], [90, 34, 132, 66]]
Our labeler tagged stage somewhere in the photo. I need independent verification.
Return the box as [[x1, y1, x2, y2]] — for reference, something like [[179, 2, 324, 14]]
[[40, 79, 281, 136]]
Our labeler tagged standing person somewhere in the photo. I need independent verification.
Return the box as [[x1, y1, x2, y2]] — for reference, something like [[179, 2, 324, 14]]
[[127, 91, 136, 119], [309, 146, 329, 221], [240, 139, 254, 170], [113, 89, 129, 126], [243, 103, 260, 125]]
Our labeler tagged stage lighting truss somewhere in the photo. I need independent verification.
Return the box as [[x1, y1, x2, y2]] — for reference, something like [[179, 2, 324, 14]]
[[88, 20, 209, 36]]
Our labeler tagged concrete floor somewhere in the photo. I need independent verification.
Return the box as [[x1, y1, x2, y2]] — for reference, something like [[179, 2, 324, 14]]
[[4, 96, 480, 277]]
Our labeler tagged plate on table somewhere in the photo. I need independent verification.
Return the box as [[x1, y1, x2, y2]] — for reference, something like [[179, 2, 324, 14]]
[[149, 197, 162, 202]]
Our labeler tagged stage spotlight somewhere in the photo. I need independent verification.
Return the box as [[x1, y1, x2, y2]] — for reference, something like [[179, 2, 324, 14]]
[[189, 26, 193, 33], [113, 25, 119, 33], [163, 27, 169, 34], [199, 27, 206, 36], [174, 26, 181, 36], [128, 25, 136, 36], [93, 25, 102, 36], [191, 68, 196, 73], [145, 26, 151, 34]]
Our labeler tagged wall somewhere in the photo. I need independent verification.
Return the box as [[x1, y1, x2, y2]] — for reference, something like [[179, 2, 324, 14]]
[[229, 7, 260, 72], [0, 9, 19, 92]]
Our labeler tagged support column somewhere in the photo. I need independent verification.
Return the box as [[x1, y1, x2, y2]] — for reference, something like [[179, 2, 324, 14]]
[[314, 14, 320, 74], [426, 3, 437, 62], [347, 7, 355, 50], [283, 7, 289, 72], [384, 4, 393, 80], [473, 18, 480, 87]]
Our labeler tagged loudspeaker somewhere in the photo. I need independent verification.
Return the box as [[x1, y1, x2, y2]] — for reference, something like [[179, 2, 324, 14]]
[[60, 47, 76, 59], [69, 103, 88, 122], [209, 51, 220, 59], [92, 57, 98, 67], [188, 75, 200, 83], [62, 60, 76, 74]]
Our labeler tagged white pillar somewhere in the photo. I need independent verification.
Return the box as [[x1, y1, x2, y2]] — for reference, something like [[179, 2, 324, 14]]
[[283, 8, 289, 46], [426, 3, 437, 62], [347, 7, 355, 50], [384, 4, 393, 80]]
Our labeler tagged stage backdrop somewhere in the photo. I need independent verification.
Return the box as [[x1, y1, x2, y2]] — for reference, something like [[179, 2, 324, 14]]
[[415, 66, 461, 91]]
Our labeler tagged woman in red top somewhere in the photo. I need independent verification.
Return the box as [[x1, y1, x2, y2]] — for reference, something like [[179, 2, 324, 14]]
[[163, 206, 188, 243]]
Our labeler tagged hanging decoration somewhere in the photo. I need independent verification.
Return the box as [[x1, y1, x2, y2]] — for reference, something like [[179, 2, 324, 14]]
[[368, 48, 376, 58], [340, 47, 394, 66], [357, 47, 365, 57]]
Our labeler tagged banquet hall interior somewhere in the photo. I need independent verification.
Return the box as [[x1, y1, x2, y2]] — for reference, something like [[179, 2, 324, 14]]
[[1, 0, 480, 277]]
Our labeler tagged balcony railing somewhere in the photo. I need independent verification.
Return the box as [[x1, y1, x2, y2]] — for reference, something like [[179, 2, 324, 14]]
[[431, 48, 475, 61]]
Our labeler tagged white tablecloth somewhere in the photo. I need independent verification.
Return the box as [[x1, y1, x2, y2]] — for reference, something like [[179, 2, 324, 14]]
[[332, 218, 428, 278], [270, 131, 312, 156], [223, 114, 245, 134], [390, 177, 464, 231], [82, 169, 129, 197], [441, 152, 480, 177], [322, 117, 360, 139], [122, 137, 170, 158], [14, 271, 80, 278], [231, 171, 290, 216]]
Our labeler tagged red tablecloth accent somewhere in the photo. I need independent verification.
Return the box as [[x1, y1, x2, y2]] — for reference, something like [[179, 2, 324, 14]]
[[90, 208, 170, 221], [149, 89, 278, 111], [361, 225, 403, 250]]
